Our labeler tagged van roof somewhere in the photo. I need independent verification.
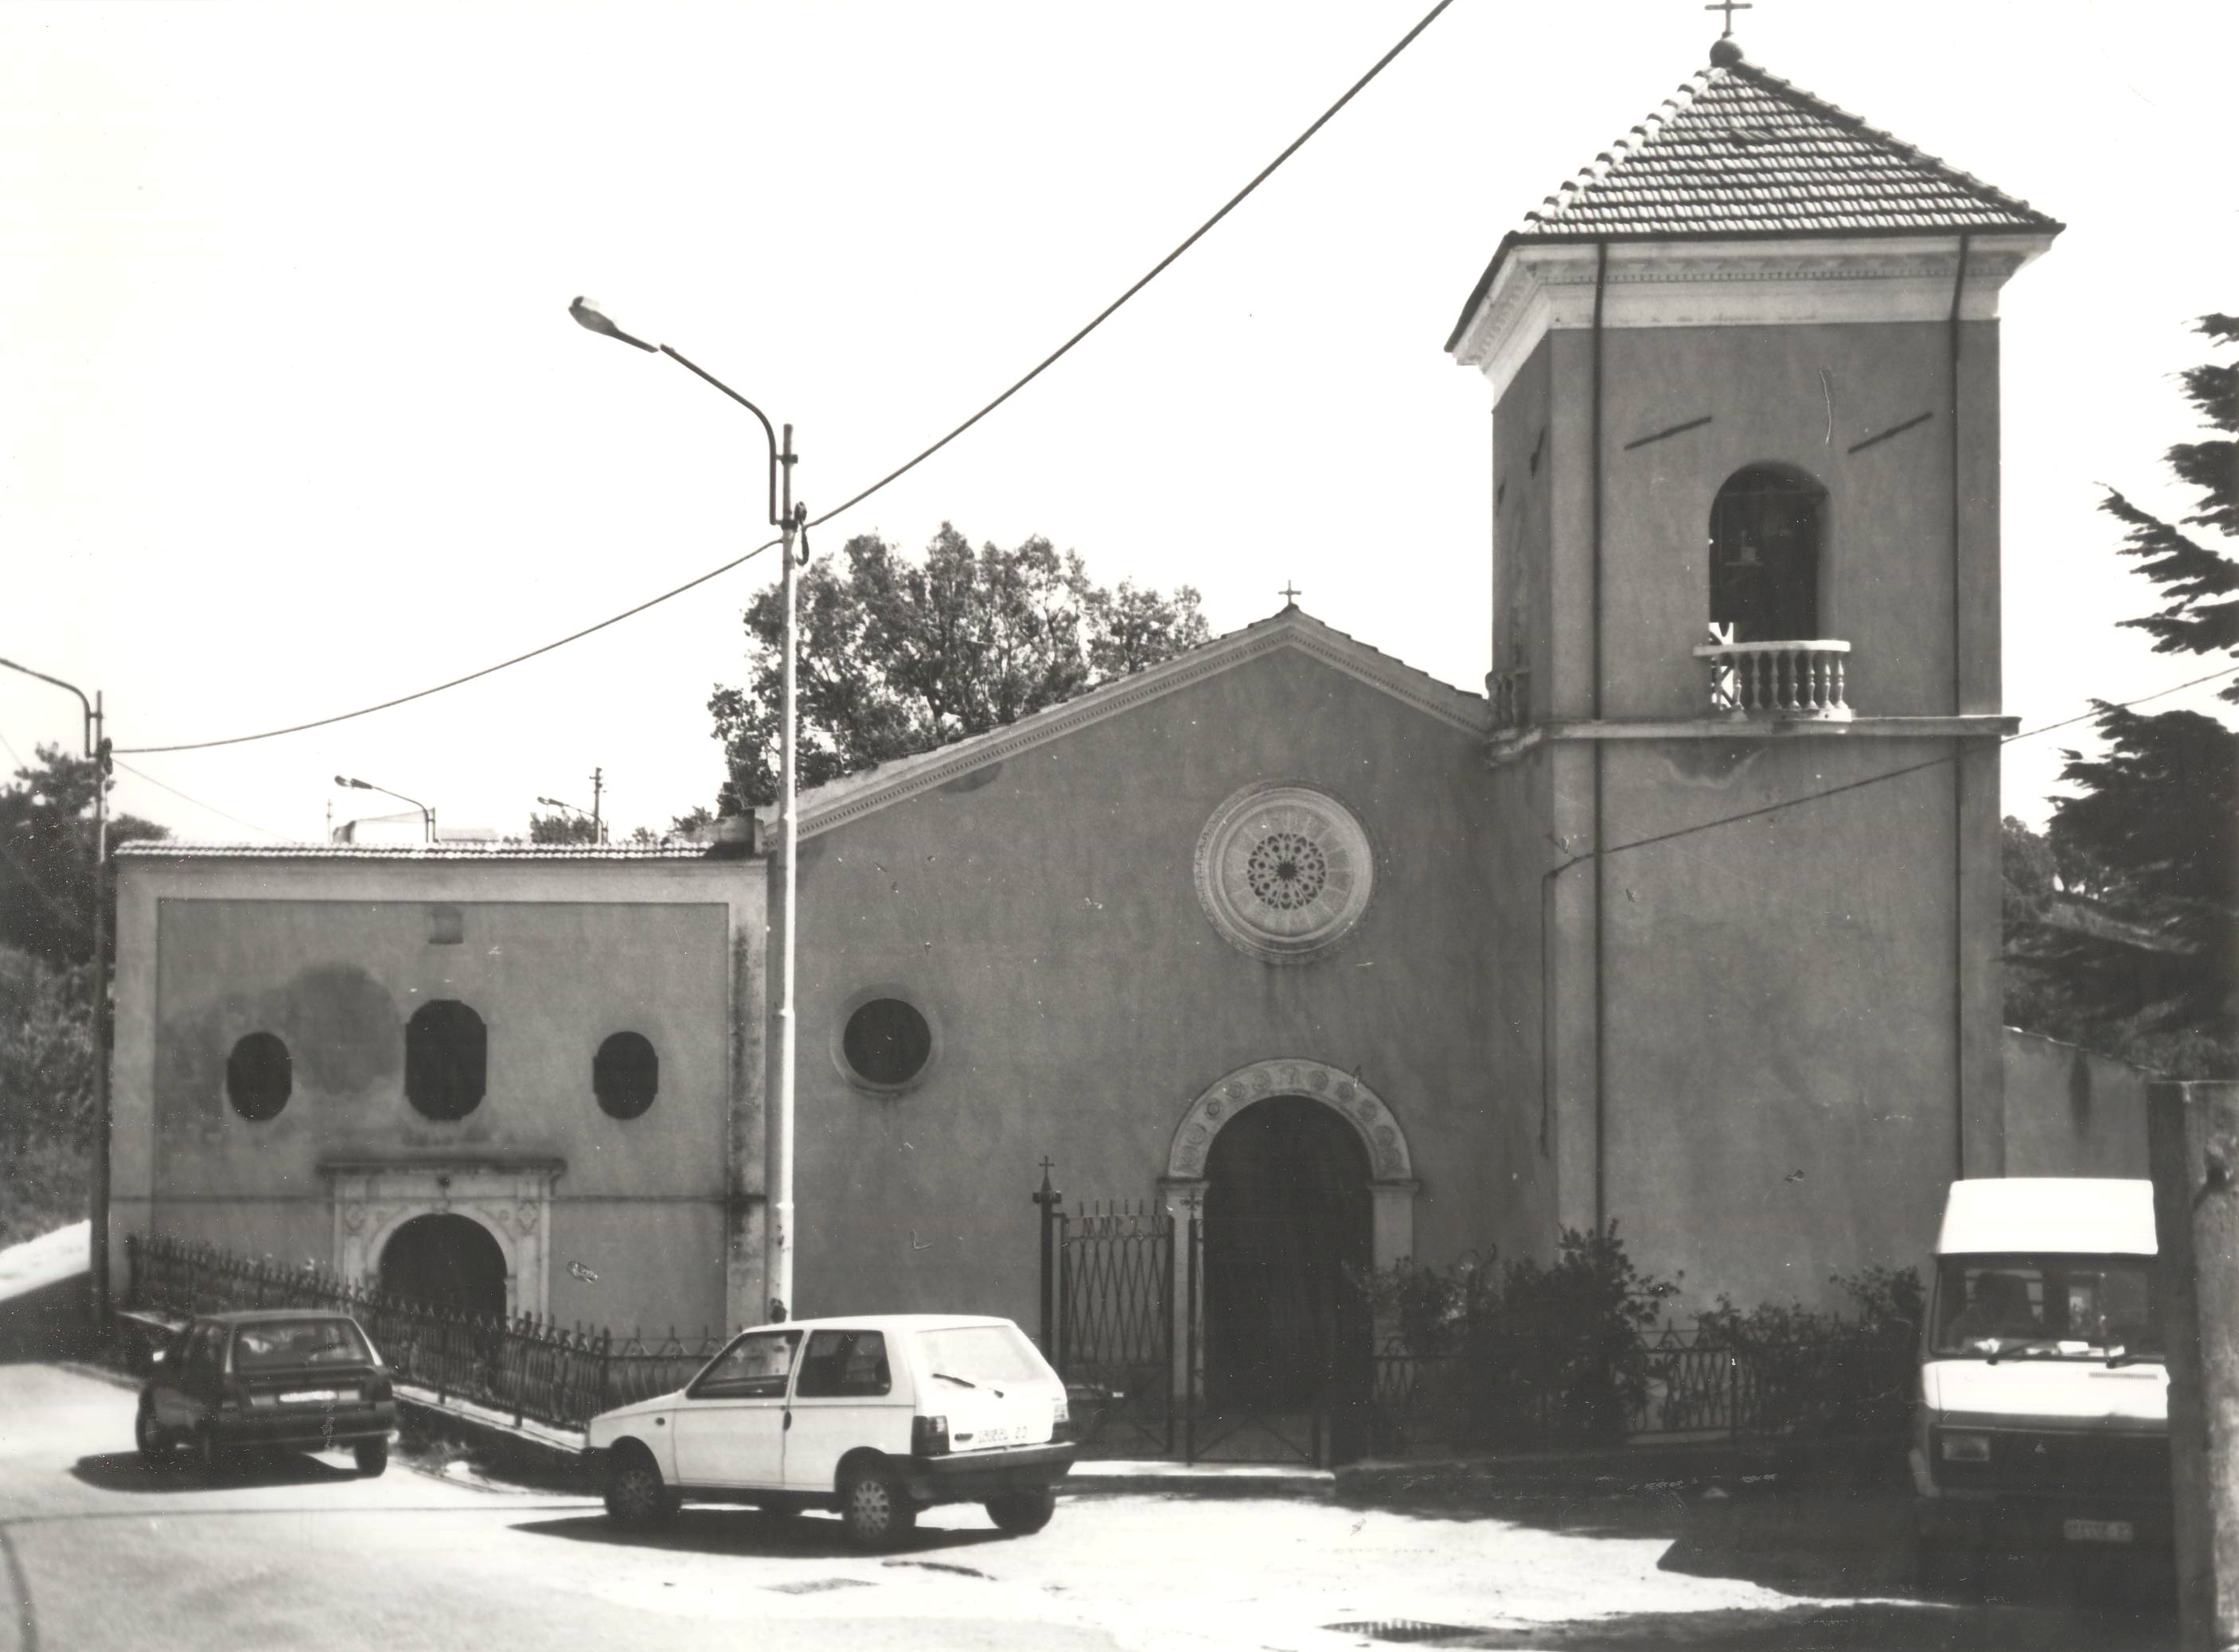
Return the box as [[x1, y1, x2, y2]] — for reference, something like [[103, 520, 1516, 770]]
[[1937, 1178, 2156, 1257]]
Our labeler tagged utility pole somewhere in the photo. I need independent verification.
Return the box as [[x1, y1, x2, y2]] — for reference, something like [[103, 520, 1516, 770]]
[[2149, 1078, 2239, 1650], [590, 767, 605, 843], [775, 423, 801, 1325]]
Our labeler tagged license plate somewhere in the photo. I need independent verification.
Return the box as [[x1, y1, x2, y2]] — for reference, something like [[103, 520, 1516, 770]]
[[975, 1425, 1025, 1446], [279, 1389, 341, 1405], [2063, 1519, 2135, 1545]]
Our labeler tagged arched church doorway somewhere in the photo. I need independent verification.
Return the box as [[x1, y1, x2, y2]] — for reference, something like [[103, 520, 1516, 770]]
[[1202, 1095, 1371, 1412], [378, 1214, 508, 1319]]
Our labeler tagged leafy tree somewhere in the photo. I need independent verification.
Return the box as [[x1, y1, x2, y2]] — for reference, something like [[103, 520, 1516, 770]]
[[526, 810, 601, 845], [708, 524, 1209, 810], [0, 942, 92, 1242], [2010, 315, 2238, 1073], [0, 746, 168, 971]]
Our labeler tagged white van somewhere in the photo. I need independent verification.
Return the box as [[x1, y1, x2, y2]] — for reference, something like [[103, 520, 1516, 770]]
[[1912, 1178, 2169, 1568]]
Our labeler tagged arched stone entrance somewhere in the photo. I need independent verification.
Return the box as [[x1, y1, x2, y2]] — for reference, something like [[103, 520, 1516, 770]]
[[379, 1213, 509, 1319], [1160, 1059, 1421, 1435]]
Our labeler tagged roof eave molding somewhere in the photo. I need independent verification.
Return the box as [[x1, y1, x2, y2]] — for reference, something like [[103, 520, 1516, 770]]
[[778, 609, 1490, 842], [1449, 232, 2058, 404]]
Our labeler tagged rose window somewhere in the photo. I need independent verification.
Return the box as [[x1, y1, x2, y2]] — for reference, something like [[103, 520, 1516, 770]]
[[1195, 785, 1373, 964], [1246, 832, 1328, 910]]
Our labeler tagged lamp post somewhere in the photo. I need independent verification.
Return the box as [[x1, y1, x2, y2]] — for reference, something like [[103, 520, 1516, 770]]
[[570, 297, 804, 1324], [535, 795, 603, 844], [334, 775, 434, 842], [0, 657, 111, 1326]]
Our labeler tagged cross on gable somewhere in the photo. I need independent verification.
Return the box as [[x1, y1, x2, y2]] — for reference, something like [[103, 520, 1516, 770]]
[[1280, 582, 1303, 606], [1704, 0, 1752, 36]]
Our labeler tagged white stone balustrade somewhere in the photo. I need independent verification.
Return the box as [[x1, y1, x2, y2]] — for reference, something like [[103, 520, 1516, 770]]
[[1691, 640, 1852, 720]]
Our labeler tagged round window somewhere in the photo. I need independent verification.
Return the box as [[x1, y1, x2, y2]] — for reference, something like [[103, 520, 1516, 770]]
[[225, 1032, 292, 1122], [841, 998, 933, 1091], [1194, 783, 1375, 963], [593, 1031, 660, 1120]]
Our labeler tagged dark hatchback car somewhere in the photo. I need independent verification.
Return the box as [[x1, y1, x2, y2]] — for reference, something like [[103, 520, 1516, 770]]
[[137, 1309, 398, 1476]]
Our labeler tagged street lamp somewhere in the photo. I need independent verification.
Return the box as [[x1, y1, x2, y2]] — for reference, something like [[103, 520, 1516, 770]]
[[535, 795, 603, 844], [334, 775, 434, 843], [570, 295, 805, 1324], [0, 657, 111, 1325]]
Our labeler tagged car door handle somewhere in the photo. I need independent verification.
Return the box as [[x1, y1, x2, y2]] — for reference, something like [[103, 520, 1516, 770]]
[[654, 1417, 665, 1427], [783, 1412, 792, 1431]]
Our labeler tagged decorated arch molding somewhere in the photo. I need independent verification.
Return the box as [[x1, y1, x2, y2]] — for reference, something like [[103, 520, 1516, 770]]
[[1165, 1058, 1414, 1182], [325, 1159, 561, 1319]]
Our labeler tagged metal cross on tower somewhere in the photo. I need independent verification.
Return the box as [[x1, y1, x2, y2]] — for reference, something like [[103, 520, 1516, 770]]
[[1704, 0, 1752, 37]]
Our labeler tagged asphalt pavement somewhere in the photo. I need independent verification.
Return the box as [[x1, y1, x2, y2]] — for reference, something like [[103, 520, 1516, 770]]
[[0, 1362, 2182, 1652]]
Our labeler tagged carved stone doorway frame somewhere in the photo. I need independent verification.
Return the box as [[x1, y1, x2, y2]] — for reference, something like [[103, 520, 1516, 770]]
[[323, 1158, 564, 1319], [1157, 1059, 1420, 1401]]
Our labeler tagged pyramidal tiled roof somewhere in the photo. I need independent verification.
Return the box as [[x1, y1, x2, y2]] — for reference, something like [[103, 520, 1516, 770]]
[[1448, 40, 2061, 348]]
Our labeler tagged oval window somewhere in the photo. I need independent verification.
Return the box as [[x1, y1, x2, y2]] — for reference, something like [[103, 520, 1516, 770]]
[[225, 1032, 292, 1122], [841, 998, 933, 1090], [593, 1031, 660, 1120], [404, 999, 487, 1120]]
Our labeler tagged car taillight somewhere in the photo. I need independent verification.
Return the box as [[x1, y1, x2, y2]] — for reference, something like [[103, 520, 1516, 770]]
[[912, 1415, 950, 1457], [365, 1374, 392, 1403], [1052, 1394, 1073, 1442]]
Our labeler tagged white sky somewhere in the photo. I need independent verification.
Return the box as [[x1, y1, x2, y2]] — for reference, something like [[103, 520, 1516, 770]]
[[3, 0, 2233, 842]]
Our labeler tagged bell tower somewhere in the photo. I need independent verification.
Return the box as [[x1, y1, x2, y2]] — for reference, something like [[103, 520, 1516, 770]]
[[1450, 38, 2061, 1304]]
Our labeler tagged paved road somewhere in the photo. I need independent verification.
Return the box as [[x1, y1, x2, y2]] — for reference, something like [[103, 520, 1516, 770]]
[[0, 1363, 2182, 1651]]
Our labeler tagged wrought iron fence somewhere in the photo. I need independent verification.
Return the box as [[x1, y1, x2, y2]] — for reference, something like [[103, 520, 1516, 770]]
[[1369, 1317, 1916, 1456], [123, 1233, 726, 1433]]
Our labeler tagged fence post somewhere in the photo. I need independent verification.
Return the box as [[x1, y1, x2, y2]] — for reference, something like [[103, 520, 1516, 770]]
[[1033, 1159, 1062, 1361], [1161, 1208, 1176, 1458]]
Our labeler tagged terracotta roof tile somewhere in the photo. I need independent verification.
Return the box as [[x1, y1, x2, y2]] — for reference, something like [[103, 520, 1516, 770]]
[[1448, 42, 2062, 350]]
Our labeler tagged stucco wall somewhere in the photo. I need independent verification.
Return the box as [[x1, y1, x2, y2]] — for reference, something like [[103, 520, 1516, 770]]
[[1512, 319, 2001, 723], [2000, 1027, 2152, 1179], [782, 645, 1519, 1328], [111, 855, 763, 1335]]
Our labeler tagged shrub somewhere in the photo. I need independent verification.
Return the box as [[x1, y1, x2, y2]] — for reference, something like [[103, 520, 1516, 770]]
[[1357, 1222, 1675, 1449]]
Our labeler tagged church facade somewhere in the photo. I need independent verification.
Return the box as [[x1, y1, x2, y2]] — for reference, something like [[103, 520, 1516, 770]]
[[109, 41, 2082, 1365]]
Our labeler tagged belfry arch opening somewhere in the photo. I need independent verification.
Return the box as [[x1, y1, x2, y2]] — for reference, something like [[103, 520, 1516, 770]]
[[378, 1213, 508, 1319], [1709, 463, 1824, 642]]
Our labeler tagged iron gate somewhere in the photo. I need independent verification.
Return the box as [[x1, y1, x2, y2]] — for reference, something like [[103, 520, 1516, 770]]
[[1033, 1164, 1357, 1465]]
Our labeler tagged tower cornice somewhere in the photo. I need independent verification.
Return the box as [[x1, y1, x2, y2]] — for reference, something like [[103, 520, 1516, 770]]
[[1453, 233, 2055, 403]]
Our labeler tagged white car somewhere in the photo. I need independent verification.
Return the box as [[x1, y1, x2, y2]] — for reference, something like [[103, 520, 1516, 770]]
[[583, 1313, 1076, 1549]]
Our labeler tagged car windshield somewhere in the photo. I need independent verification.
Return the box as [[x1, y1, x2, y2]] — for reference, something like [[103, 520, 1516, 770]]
[[231, 1319, 373, 1371], [914, 1325, 1047, 1388], [1931, 1255, 2163, 1361]]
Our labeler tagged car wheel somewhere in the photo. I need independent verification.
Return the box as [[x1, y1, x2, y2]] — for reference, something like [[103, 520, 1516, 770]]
[[135, 1405, 170, 1465], [839, 1461, 916, 1552], [604, 1451, 677, 1530], [985, 1487, 1057, 1536], [353, 1441, 388, 1478]]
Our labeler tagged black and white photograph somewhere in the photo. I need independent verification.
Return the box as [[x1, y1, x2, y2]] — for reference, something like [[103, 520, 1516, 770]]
[[2, 2, 2234, 1646]]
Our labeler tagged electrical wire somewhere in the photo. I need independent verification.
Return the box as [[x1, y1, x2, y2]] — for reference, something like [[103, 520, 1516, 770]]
[[115, 1, 1455, 756], [1551, 660, 2239, 878], [111, 758, 287, 840]]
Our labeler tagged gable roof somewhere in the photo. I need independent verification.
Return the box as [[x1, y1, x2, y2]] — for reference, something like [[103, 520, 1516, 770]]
[[1446, 40, 2062, 351], [781, 606, 1488, 840]]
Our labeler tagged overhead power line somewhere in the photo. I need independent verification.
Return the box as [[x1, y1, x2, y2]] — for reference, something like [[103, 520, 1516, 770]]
[[1551, 661, 2239, 878], [111, 758, 287, 840], [116, 1, 1457, 758]]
